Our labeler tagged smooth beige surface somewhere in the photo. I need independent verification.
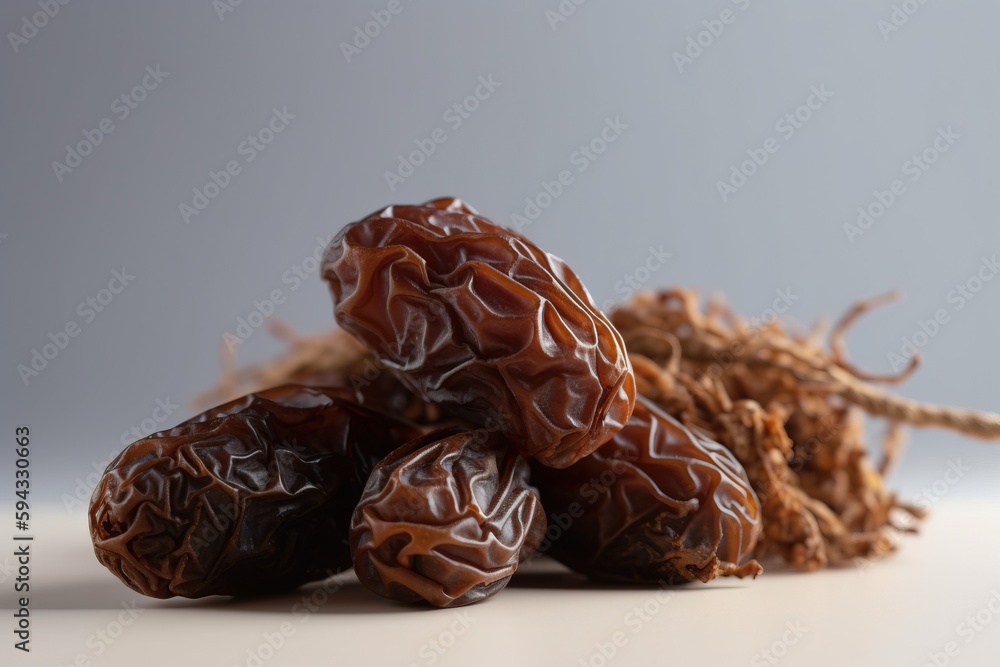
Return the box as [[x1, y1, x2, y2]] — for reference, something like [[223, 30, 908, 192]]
[[6, 504, 1000, 667]]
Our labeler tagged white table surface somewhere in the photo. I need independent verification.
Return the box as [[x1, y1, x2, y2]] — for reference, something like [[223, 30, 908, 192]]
[[6, 503, 1000, 667]]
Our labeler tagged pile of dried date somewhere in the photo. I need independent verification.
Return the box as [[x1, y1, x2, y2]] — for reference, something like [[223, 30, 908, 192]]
[[89, 197, 1000, 607]]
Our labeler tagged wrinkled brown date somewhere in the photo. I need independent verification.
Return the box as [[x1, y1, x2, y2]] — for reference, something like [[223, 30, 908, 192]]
[[161, 384, 356, 434], [351, 428, 546, 607], [89, 386, 420, 598], [322, 197, 636, 469], [530, 397, 762, 583]]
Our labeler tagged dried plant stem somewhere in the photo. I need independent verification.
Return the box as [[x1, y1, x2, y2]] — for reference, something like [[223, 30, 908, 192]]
[[644, 333, 1000, 440], [191, 321, 369, 410]]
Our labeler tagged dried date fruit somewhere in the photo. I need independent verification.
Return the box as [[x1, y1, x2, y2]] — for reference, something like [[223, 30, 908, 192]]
[[191, 331, 446, 427], [530, 397, 762, 583], [163, 384, 356, 434], [322, 197, 636, 468], [90, 386, 419, 598], [351, 428, 546, 607], [387, 197, 605, 309]]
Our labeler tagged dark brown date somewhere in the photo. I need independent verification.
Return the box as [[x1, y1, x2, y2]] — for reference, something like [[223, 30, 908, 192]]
[[161, 384, 356, 434], [351, 428, 546, 607], [89, 386, 419, 598], [322, 197, 636, 469], [530, 397, 762, 583]]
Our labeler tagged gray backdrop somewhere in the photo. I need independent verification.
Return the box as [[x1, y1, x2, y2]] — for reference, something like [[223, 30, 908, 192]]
[[2, 0, 998, 509]]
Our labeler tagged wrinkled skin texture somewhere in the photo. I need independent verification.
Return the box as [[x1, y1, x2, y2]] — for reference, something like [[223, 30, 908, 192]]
[[351, 429, 547, 607], [163, 384, 357, 434], [530, 397, 762, 583], [323, 197, 636, 468], [90, 386, 420, 598]]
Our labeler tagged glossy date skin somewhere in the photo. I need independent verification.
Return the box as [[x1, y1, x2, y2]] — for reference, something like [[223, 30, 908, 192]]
[[530, 397, 762, 584], [323, 197, 636, 469], [90, 386, 420, 599], [351, 428, 546, 607], [162, 384, 356, 433]]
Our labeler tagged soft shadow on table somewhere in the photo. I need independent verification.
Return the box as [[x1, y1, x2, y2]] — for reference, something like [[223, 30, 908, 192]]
[[32, 579, 178, 611], [34, 578, 416, 615], [507, 554, 802, 592], [34, 558, 816, 612], [168, 579, 417, 615], [509, 570, 761, 592]]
